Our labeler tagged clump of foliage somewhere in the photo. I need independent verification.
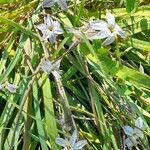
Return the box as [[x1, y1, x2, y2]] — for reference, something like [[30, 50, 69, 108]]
[[0, 0, 150, 150]]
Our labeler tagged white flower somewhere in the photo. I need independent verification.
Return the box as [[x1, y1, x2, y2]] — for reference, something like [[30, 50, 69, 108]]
[[5, 82, 18, 93], [36, 15, 63, 44], [89, 10, 126, 46], [40, 59, 62, 78], [56, 130, 87, 150], [43, 0, 67, 11], [123, 117, 145, 149]]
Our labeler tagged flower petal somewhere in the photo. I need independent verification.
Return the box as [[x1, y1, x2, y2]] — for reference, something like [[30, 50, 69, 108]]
[[123, 126, 134, 136], [53, 21, 61, 28], [55, 138, 67, 147], [43, 0, 55, 8], [46, 15, 53, 26], [52, 70, 61, 79], [125, 137, 139, 149], [48, 32, 57, 44], [106, 10, 115, 27], [69, 130, 77, 147], [134, 117, 145, 138], [102, 33, 115, 46], [114, 24, 126, 38], [36, 24, 48, 31], [54, 27, 63, 35], [57, 0, 68, 11], [40, 60, 53, 74], [135, 117, 144, 129], [90, 29, 111, 40], [72, 140, 87, 149], [89, 20, 107, 30]]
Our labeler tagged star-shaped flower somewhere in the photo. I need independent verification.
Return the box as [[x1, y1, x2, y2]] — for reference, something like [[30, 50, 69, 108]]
[[36, 15, 63, 44], [43, 0, 67, 11], [56, 130, 87, 150], [89, 10, 126, 46], [123, 117, 145, 149], [40, 59, 62, 79]]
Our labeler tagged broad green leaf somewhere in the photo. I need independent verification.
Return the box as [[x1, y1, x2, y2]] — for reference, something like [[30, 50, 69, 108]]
[[41, 74, 59, 150], [0, 0, 13, 3], [126, 0, 138, 13]]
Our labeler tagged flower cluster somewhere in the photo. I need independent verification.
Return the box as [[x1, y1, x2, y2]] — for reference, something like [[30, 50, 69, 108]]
[[123, 117, 146, 149], [37, 3, 126, 46], [55, 130, 87, 150], [37, 6, 127, 149]]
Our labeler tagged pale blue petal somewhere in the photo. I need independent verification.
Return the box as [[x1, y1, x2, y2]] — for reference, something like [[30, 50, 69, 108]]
[[40, 60, 52, 74], [102, 34, 115, 46], [123, 126, 134, 136], [89, 20, 107, 30], [36, 24, 48, 31], [90, 29, 110, 40], [53, 21, 61, 28], [57, 0, 67, 11], [135, 117, 144, 129], [52, 70, 61, 78], [106, 10, 115, 27], [54, 28, 63, 34], [53, 21, 63, 34], [41, 31, 49, 41], [114, 24, 126, 38], [43, 0, 56, 8], [46, 15, 53, 26], [42, 30, 52, 40], [72, 140, 87, 149], [134, 117, 145, 138], [48, 32, 57, 44], [125, 137, 139, 149], [55, 138, 67, 147], [69, 130, 77, 147]]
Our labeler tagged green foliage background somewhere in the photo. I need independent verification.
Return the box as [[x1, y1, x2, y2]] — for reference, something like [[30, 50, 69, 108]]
[[0, 0, 150, 149]]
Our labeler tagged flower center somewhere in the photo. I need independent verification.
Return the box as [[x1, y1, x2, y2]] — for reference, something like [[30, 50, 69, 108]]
[[108, 25, 114, 33], [66, 144, 71, 150], [48, 26, 53, 31]]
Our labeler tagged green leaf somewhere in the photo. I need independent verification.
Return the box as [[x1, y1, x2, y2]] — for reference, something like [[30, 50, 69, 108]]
[[0, 0, 13, 3], [41, 74, 59, 150], [129, 38, 150, 51], [125, 0, 138, 13], [33, 83, 48, 150]]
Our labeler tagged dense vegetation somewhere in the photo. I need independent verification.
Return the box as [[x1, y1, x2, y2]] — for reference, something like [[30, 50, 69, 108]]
[[0, 0, 150, 149]]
